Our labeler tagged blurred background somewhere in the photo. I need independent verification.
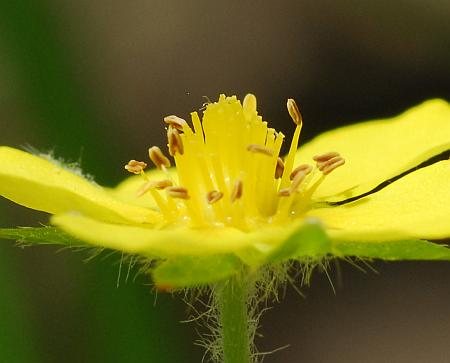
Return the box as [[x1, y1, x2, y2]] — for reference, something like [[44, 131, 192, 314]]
[[1, 1, 449, 362]]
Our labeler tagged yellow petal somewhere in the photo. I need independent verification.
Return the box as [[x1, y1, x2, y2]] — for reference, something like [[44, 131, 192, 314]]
[[0, 147, 160, 224], [297, 99, 450, 201], [110, 168, 177, 209], [51, 213, 301, 257], [308, 160, 450, 241]]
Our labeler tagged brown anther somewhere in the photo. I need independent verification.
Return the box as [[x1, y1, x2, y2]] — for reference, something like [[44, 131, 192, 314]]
[[277, 188, 291, 197], [148, 146, 171, 169], [275, 157, 285, 179], [164, 115, 187, 131], [287, 98, 302, 126], [290, 170, 308, 193], [313, 152, 340, 163], [290, 164, 313, 181], [247, 144, 273, 157], [166, 186, 190, 199], [321, 157, 345, 175], [125, 160, 147, 174], [167, 128, 184, 156], [230, 180, 243, 203], [153, 179, 173, 189], [206, 190, 224, 204]]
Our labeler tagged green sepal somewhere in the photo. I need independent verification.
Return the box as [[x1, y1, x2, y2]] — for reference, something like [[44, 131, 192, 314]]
[[268, 220, 331, 263], [334, 239, 450, 260], [152, 254, 241, 289], [0, 226, 87, 247]]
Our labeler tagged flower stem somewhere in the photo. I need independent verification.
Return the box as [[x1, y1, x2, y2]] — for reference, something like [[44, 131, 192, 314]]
[[216, 274, 252, 363]]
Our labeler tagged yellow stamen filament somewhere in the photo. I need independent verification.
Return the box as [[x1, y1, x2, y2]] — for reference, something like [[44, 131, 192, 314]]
[[230, 179, 243, 203], [167, 128, 184, 156], [247, 144, 274, 157], [149, 146, 171, 169], [275, 157, 285, 179], [164, 115, 187, 130], [125, 160, 147, 174], [279, 102, 302, 189], [290, 164, 313, 181], [166, 186, 190, 199], [206, 190, 224, 204]]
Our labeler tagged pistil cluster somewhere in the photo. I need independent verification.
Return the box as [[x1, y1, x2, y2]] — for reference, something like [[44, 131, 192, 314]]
[[125, 95, 344, 230]]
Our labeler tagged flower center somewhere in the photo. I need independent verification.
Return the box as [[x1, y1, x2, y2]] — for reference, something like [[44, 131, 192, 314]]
[[125, 94, 344, 230]]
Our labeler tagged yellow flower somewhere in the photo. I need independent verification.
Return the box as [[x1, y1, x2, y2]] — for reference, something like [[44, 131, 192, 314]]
[[1, 94, 450, 286]]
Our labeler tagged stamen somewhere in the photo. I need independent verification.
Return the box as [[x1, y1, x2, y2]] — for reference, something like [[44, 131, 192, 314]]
[[149, 146, 171, 169], [167, 128, 184, 156], [313, 152, 345, 175], [279, 98, 303, 189], [247, 144, 273, 157], [290, 170, 308, 193], [206, 190, 224, 204], [313, 152, 340, 163], [320, 157, 345, 175], [290, 164, 313, 181], [230, 179, 243, 203], [137, 179, 174, 197], [153, 179, 173, 189], [166, 186, 190, 199], [164, 115, 187, 131], [125, 160, 147, 174], [124, 95, 347, 229], [277, 188, 291, 197], [275, 157, 285, 179], [287, 98, 302, 126]]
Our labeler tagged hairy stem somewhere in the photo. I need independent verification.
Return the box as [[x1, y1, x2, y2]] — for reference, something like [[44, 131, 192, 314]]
[[216, 274, 252, 363]]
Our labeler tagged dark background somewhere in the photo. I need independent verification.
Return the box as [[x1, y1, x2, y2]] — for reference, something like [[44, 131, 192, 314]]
[[1, 1, 449, 362]]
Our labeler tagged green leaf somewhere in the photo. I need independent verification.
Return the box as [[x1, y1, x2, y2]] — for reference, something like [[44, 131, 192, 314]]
[[152, 254, 241, 288], [0, 226, 87, 247], [267, 220, 331, 263], [334, 239, 450, 260]]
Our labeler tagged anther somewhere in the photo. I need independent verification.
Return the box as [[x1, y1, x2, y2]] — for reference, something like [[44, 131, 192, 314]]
[[167, 128, 184, 156], [149, 146, 171, 169], [230, 180, 243, 203], [320, 157, 345, 175], [287, 98, 302, 126], [275, 157, 285, 179], [206, 190, 224, 204], [125, 160, 147, 174], [164, 115, 187, 131], [313, 152, 340, 163], [313, 152, 345, 175], [166, 186, 190, 199], [247, 144, 273, 157], [290, 164, 313, 181], [290, 170, 308, 193], [277, 188, 291, 197]]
